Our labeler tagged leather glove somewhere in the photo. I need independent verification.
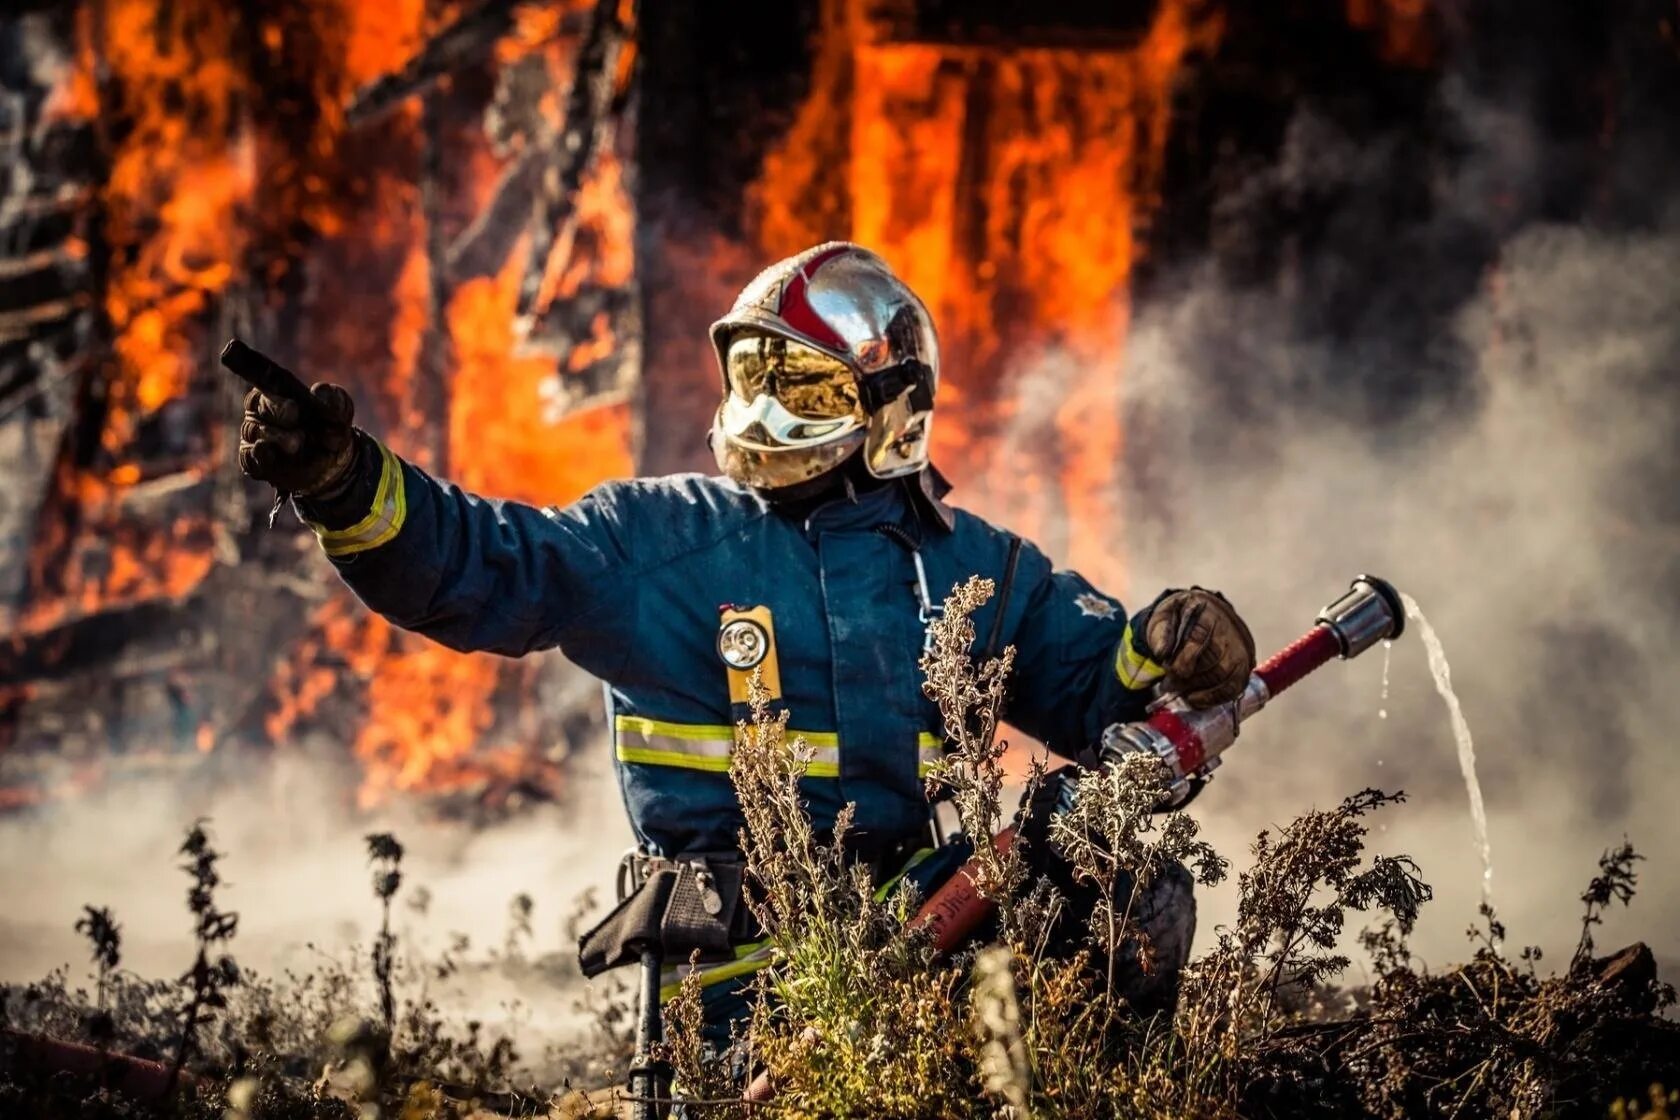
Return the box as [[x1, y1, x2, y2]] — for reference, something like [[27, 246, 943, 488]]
[[1142, 587, 1256, 709], [238, 383, 358, 496]]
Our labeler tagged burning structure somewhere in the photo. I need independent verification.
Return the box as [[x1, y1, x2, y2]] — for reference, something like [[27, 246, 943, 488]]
[[1, 0, 1677, 834]]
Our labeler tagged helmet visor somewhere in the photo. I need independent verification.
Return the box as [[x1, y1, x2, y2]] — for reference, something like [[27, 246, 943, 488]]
[[724, 334, 861, 422]]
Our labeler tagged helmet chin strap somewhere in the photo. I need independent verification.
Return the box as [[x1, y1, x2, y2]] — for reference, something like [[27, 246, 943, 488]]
[[759, 446, 881, 509]]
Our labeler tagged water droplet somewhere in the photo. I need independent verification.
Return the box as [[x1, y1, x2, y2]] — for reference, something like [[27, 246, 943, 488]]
[[1378, 709, 1388, 720]]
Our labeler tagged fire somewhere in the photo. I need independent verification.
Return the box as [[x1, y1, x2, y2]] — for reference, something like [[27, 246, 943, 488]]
[[98, 0, 252, 438], [752, 0, 1222, 586], [529, 150, 636, 332], [11, 0, 631, 808], [20, 466, 216, 634], [268, 597, 564, 808], [22, 0, 1456, 811], [11, 0, 255, 644], [269, 599, 515, 808], [277, 0, 631, 804], [448, 248, 633, 504]]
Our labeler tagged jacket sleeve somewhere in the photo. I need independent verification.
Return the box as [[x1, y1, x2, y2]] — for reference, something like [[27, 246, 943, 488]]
[[294, 436, 637, 681], [1001, 549, 1165, 761]]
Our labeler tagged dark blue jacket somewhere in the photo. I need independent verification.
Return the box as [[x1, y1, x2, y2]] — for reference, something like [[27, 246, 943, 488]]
[[303, 439, 1161, 857]]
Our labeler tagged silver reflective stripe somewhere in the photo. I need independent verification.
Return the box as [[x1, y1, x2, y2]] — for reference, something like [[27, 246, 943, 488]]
[[614, 717, 939, 779], [615, 717, 735, 773]]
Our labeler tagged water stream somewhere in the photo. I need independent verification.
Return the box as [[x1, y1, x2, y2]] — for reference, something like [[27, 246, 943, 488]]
[[1378, 639, 1392, 720], [1400, 592, 1496, 918]]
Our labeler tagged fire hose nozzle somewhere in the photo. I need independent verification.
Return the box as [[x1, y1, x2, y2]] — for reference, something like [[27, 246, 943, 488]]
[[1097, 573, 1408, 805], [914, 573, 1409, 969], [1316, 574, 1405, 659]]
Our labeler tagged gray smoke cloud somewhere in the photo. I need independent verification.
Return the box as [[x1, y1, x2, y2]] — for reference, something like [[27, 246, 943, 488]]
[[986, 89, 1680, 971], [1127, 213, 1680, 970], [5, 19, 1676, 1036], [0, 733, 634, 1060]]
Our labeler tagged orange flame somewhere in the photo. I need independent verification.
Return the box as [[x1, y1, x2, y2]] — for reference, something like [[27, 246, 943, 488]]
[[17, 0, 630, 807], [12, 0, 257, 642], [753, 0, 1222, 586], [448, 248, 633, 505], [99, 0, 253, 432], [24, 0, 1253, 806], [20, 467, 216, 634], [275, 0, 631, 805]]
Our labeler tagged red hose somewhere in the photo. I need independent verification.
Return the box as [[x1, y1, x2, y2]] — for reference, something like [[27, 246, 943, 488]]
[[912, 826, 1017, 954], [0, 1028, 199, 1100], [911, 620, 1348, 960], [1254, 623, 1342, 697]]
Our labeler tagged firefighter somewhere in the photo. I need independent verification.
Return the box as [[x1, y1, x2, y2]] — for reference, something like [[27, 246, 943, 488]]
[[238, 241, 1255, 1041]]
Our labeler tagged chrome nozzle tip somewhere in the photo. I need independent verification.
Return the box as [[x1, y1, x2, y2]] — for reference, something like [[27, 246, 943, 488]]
[[1353, 574, 1406, 643]]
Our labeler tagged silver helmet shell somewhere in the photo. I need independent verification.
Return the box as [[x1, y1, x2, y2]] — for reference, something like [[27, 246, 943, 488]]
[[709, 242, 939, 492]]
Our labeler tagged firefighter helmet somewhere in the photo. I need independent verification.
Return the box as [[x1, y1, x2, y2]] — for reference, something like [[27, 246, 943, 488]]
[[709, 242, 939, 493]]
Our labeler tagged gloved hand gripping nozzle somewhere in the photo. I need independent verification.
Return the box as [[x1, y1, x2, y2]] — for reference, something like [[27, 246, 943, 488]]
[[1100, 575, 1406, 806], [909, 575, 1407, 958]]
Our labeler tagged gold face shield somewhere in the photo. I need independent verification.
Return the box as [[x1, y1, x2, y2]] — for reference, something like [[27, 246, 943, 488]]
[[712, 332, 869, 492], [723, 334, 863, 424]]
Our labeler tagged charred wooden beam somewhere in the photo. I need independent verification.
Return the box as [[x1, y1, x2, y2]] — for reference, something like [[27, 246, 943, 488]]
[[0, 297, 80, 345], [878, 0, 1157, 48], [444, 142, 540, 282], [0, 12, 102, 438], [0, 598, 200, 684], [633, 0, 816, 474], [345, 0, 581, 127], [414, 0, 456, 475], [513, 0, 628, 322], [0, 190, 92, 255]]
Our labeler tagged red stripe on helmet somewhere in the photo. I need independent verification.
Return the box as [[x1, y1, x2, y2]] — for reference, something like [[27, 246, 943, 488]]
[[776, 245, 851, 353]]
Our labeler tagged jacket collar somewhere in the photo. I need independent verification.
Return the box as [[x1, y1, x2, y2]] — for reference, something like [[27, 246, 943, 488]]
[[802, 477, 905, 534], [794, 465, 956, 537], [909, 464, 957, 533]]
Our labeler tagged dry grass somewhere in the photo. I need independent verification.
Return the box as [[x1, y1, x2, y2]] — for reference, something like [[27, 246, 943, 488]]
[[3, 577, 1676, 1118], [654, 577, 1678, 1119]]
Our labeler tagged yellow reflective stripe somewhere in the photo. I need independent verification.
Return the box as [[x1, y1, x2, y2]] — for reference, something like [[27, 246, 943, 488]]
[[653, 848, 940, 1000], [800, 730, 844, 776], [616, 715, 736, 741], [916, 732, 944, 777], [660, 940, 775, 1001], [616, 747, 733, 773], [613, 717, 944, 778], [874, 847, 933, 900], [1115, 622, 1165, 690], [305, 441, 408, 558], [614, 716, 734, 773]]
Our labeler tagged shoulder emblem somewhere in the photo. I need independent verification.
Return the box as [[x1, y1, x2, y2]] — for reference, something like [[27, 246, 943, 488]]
[[1074, 591, 1119, 620]]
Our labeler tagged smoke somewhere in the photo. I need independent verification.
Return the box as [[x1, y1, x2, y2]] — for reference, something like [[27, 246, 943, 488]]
[[5, 7, 1676, 1037], [0, 732, 634, 1049], [1003, 80, 1680, 969]]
